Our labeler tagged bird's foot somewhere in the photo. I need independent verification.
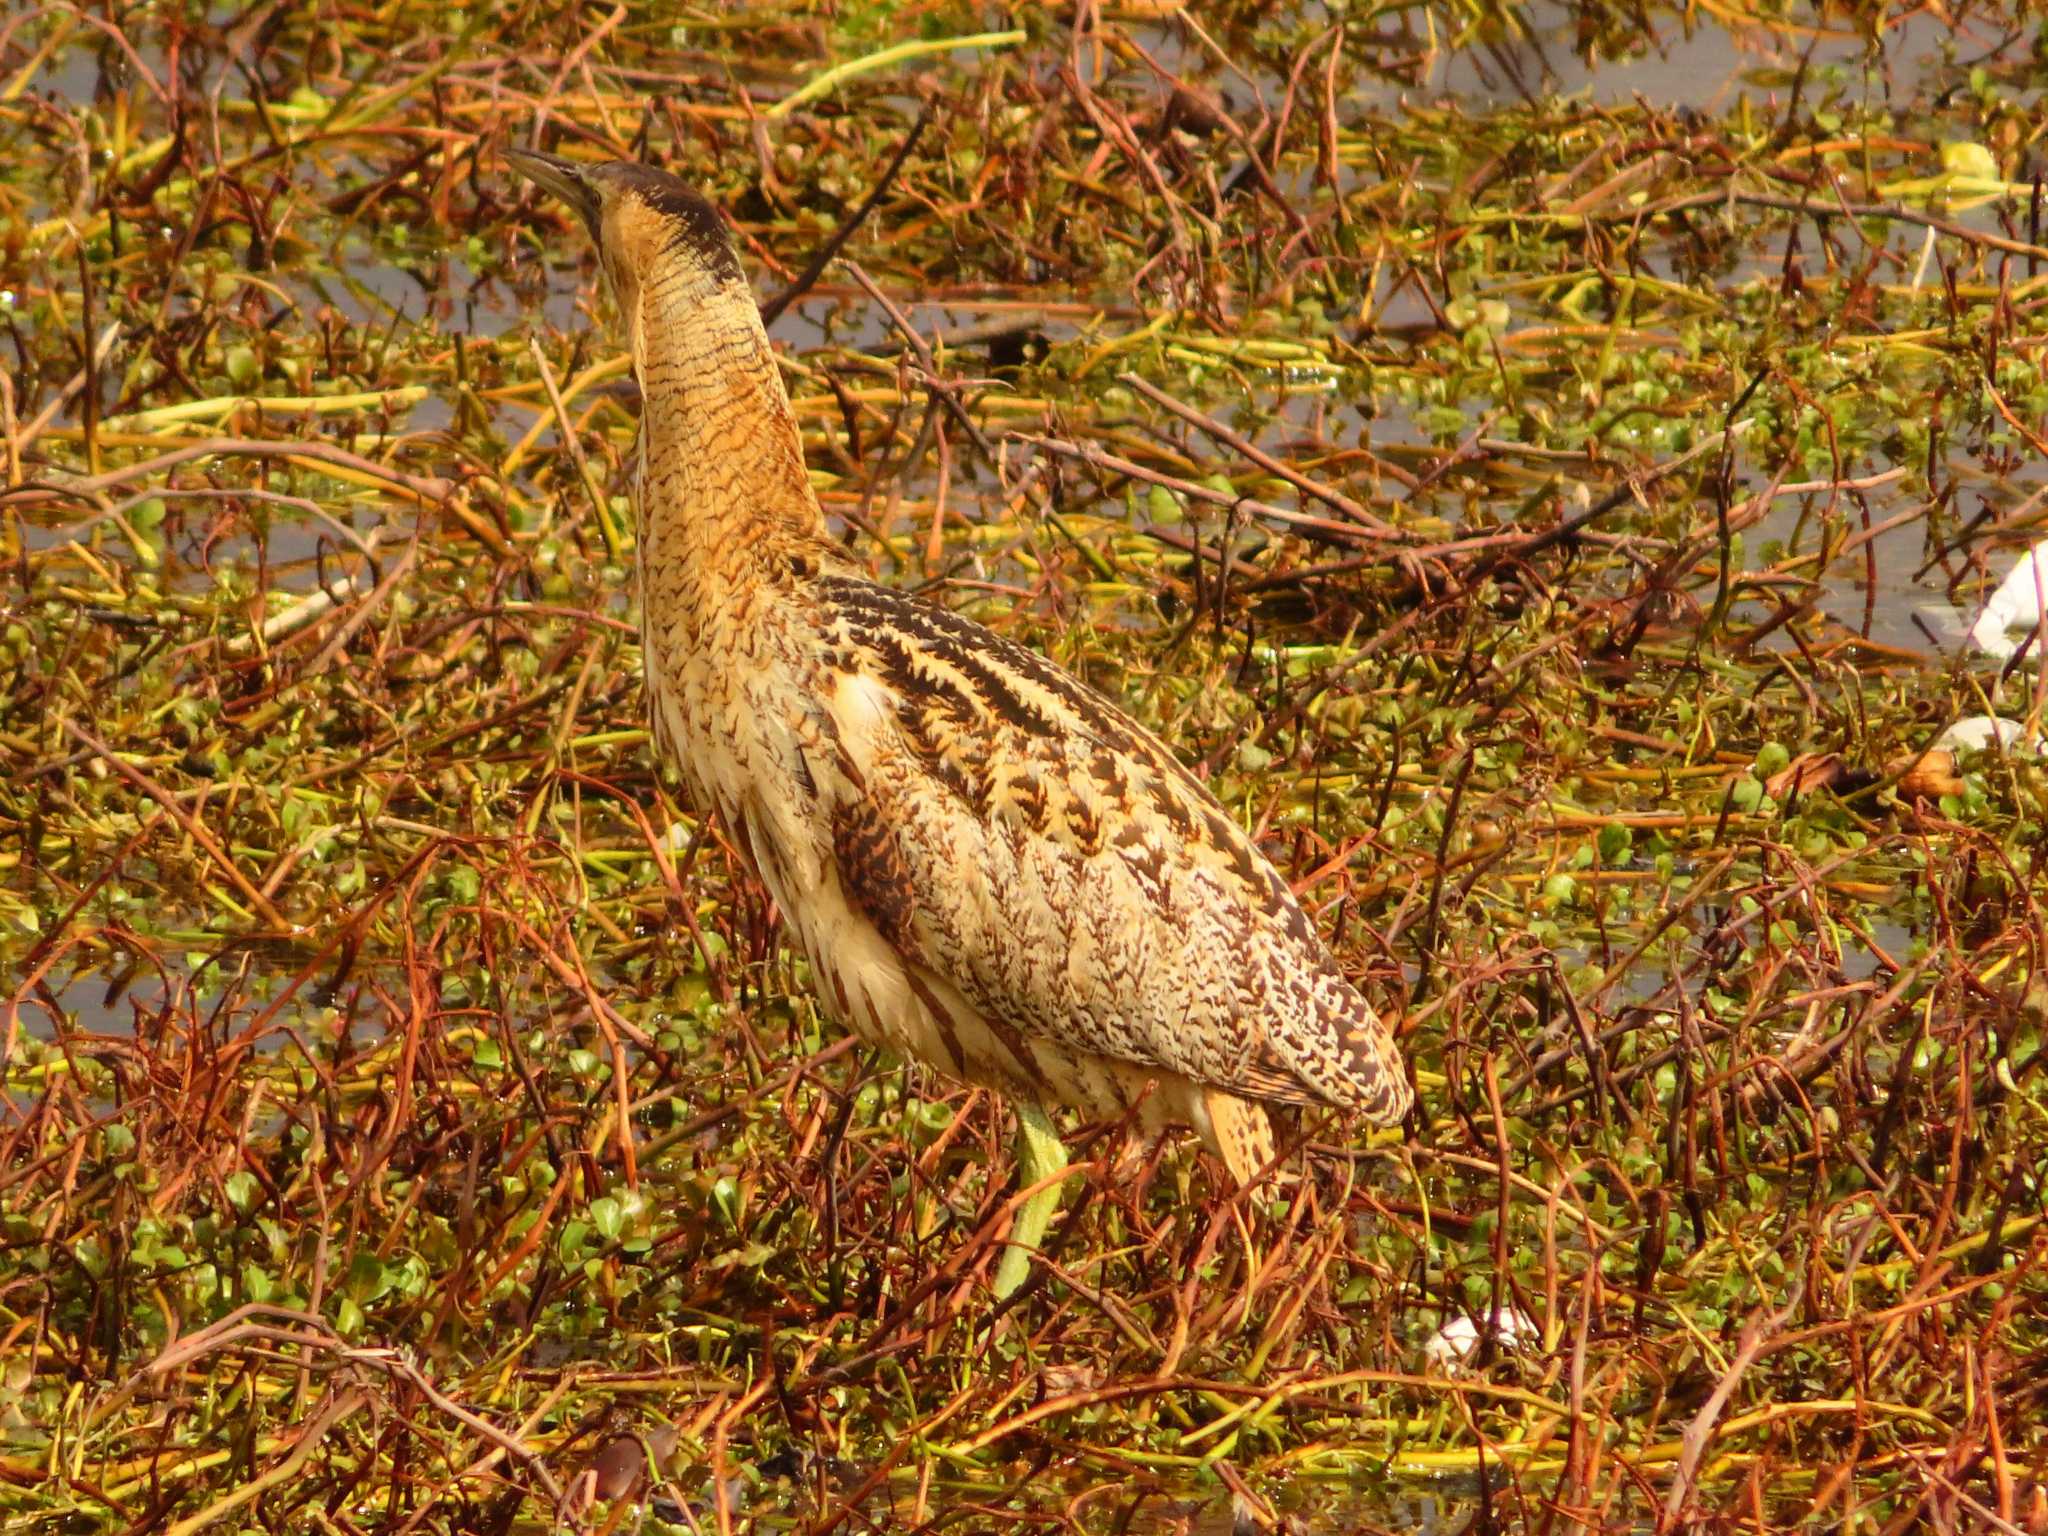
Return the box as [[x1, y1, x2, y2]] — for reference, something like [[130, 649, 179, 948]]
[[992, 1101, 1069, 1301]]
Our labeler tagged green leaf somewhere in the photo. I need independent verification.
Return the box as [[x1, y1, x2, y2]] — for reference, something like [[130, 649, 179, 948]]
[[710, 1176, 743, 1232], [347, 1251, 391, 1301], [1940, 140, 1998, 180]]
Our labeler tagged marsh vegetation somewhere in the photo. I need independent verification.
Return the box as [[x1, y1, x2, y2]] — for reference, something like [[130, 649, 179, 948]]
[[3, 2, 2047, 1531]]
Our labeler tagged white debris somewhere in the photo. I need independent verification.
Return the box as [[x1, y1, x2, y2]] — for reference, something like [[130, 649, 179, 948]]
[[1421, 1306, 1538, 1372], [1968, 540, 2048, 661], [1933, 716, 2034, 755]]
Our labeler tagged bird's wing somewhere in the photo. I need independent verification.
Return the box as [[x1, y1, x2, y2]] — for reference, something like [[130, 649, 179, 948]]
[[811, 577, 1409, 1123]]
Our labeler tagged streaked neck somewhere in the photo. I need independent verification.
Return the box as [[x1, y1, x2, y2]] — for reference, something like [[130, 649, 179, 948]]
[[631, 262, 828, 581]]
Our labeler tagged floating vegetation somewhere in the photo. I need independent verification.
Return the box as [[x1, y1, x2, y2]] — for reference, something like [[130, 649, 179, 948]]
[[3, 2, 2046, 1532]]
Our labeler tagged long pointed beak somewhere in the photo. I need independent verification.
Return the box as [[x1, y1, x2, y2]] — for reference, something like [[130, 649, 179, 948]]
[[504, 148, 600, 230]]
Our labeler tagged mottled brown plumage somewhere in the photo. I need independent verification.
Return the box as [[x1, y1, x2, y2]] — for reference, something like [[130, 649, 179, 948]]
[[507, 150, 1411, 1284]]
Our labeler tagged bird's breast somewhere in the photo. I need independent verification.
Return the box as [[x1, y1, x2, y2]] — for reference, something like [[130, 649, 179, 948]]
[[640, 589, 847, 898]]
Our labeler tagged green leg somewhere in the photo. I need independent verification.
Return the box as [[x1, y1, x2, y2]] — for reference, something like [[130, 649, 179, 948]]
[[993, 1101, 1069, 1300]]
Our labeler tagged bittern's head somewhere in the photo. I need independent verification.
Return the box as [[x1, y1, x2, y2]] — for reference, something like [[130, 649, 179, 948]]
[[505, 149, 743, 347]]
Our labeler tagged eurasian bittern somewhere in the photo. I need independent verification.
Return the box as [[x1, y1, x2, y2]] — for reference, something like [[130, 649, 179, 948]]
[[506, 149, 1411, 1298]]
